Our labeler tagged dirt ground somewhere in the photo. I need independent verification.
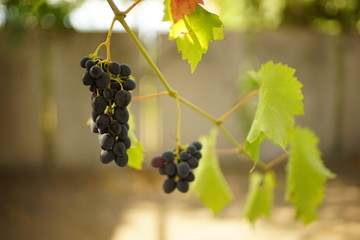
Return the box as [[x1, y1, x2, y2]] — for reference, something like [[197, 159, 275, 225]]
[[0, 159, 359, 240]]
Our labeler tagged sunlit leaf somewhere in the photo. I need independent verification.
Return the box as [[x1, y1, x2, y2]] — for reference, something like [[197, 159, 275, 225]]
[[243, 171, 276, 224], [192, 128, 234, 215], [127, 107, 146, 170], [245, 61, 304, 163], [167, 4, 224, 72], [286, 127, 335, 224]]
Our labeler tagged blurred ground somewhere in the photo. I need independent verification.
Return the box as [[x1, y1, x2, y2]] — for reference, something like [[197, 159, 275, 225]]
[[0, 159, 359, 240]]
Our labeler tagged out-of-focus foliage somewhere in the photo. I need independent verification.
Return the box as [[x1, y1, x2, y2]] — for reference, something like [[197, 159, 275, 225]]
[[1, 0, 83, 47], [211, 0, 360, 34]]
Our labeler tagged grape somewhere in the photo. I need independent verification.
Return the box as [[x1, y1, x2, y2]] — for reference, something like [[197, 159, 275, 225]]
[[159, 166, 166, 175], [109, 61, 121, 75], [177, 162, 190, 178], [90, 65, 103, 78], [96, 72, 110, 88], [186, 145, 197, 155], [99, 127, 109, 134], [165, 162, 177, 176], [103, 88, 114, 99], [91, 96, 107, 114], [89, 84, 97, 92], [98, 133, 115, 151], [162, 151, 175, 162], [85, 60, 95, 70], [122, 137, 131, 149], [122, 79, 136, 91], [185, 171, 195, 182], [95, 114, 110, 130], [110, 81, 121, 90], [113, 140, 126, 156], [115, 153, 128, 167], [151, 155, 165, 168], [90, 122, 98, 133], [176, 180, 189, 193], [163, 178, 176, 194], [114, 90, 132, 108], [192, 151, 202, 160], [120, 63, 131, 77], [192, 141, 202, 150], [187, 157, 199, 169], [114, 107, 129, 124], [117, 124, 128, 140], [109, 121, 122, 135], [179, 150, 190, 161], [82, 71, 95, 86], [100, 150, 115, 164], [80, 56, 91, 68]]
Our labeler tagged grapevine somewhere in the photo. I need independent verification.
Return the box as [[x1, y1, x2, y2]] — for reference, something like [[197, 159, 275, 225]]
[[79, 0, 335, 224]]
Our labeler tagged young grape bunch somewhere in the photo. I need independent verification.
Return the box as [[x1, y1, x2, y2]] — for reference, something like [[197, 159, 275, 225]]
[[80, 55, 136, 167], [151, 141, 202, 193]]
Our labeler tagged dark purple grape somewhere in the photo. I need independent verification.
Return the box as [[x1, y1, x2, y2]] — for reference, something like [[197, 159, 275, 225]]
[[90, 65, 103, 78], [95, 114, 110, 130], [176, 180, 189, 193], [187, 145, 197, 155], [192, 151, 202, 160], [151, 155, 165, 168], [110, 81, 121, 90], [185, 171, 195, 182], [177, 162, 190, 178], [91, 96, 107, 114], [114, 90, 132, 108], [96, 72, 110, 88], [114, 107, 129, 124], [187, 157, 199, 169], [80, 56, 91, 68], [109, 61, 121, 75], [120, 63, 131, 77], [162, 151, 175, 162], [98, 133, 115, 150], [109, 121, 122, 135], [85, 60, 95, 70], [82, 71, 95, 86], [100, 150, 115, 164], [192, 141, 202, 150], [179, 150, 190, 161], [113, 141, 126, 156], [122, 78, 136, 91], [122, 137, 131, 149], [115, 154, 128, 167], [165, 162, 177, 176], [163, 178, 176, 194], [103, 88, 114, 99], [117, 125, 128, 140], [159, 166, 166, 175]]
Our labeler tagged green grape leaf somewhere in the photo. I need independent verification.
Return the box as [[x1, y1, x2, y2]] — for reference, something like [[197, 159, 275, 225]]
[[245, 61, 304, 163], [192, 128, 234, 215], [127, 107, 146, 170], [243, 171, 276, 224], [167, 4, 224, 72], [286, 127, 336, 224]]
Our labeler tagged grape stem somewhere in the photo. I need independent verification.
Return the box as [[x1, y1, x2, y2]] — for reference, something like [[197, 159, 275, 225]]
[[175, 94, 182, 154], [133, 91, 169, 101]]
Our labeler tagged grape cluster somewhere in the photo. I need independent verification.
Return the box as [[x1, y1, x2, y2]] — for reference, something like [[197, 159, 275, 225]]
[[80, 56, 136, 167], [151, 141, 202, 193]]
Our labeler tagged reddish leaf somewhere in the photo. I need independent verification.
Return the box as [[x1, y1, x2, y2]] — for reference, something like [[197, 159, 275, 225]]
[[171, 0, 204, 22]]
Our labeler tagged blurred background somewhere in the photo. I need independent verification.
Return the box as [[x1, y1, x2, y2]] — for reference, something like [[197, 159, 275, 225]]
[[0, 0, 359, 239]]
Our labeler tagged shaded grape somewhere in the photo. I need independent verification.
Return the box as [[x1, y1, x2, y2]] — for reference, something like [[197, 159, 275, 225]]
[[163, 178, 176, 194], [115, 154, 128, 167], [100, 150, 115, 164]]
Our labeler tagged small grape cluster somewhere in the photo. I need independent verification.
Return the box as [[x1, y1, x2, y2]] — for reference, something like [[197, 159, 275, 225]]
[[80, 56, 136, 167], [151, 141, 202, 193]]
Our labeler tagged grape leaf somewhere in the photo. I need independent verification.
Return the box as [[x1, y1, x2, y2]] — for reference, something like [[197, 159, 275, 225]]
[[245, 61, 304, 163], [286, 127, 335, 224], [243, 171, 275, 224], [127, 107, 145, 170], [168, 4, 224, 72], [192, 128, 234, 215]]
